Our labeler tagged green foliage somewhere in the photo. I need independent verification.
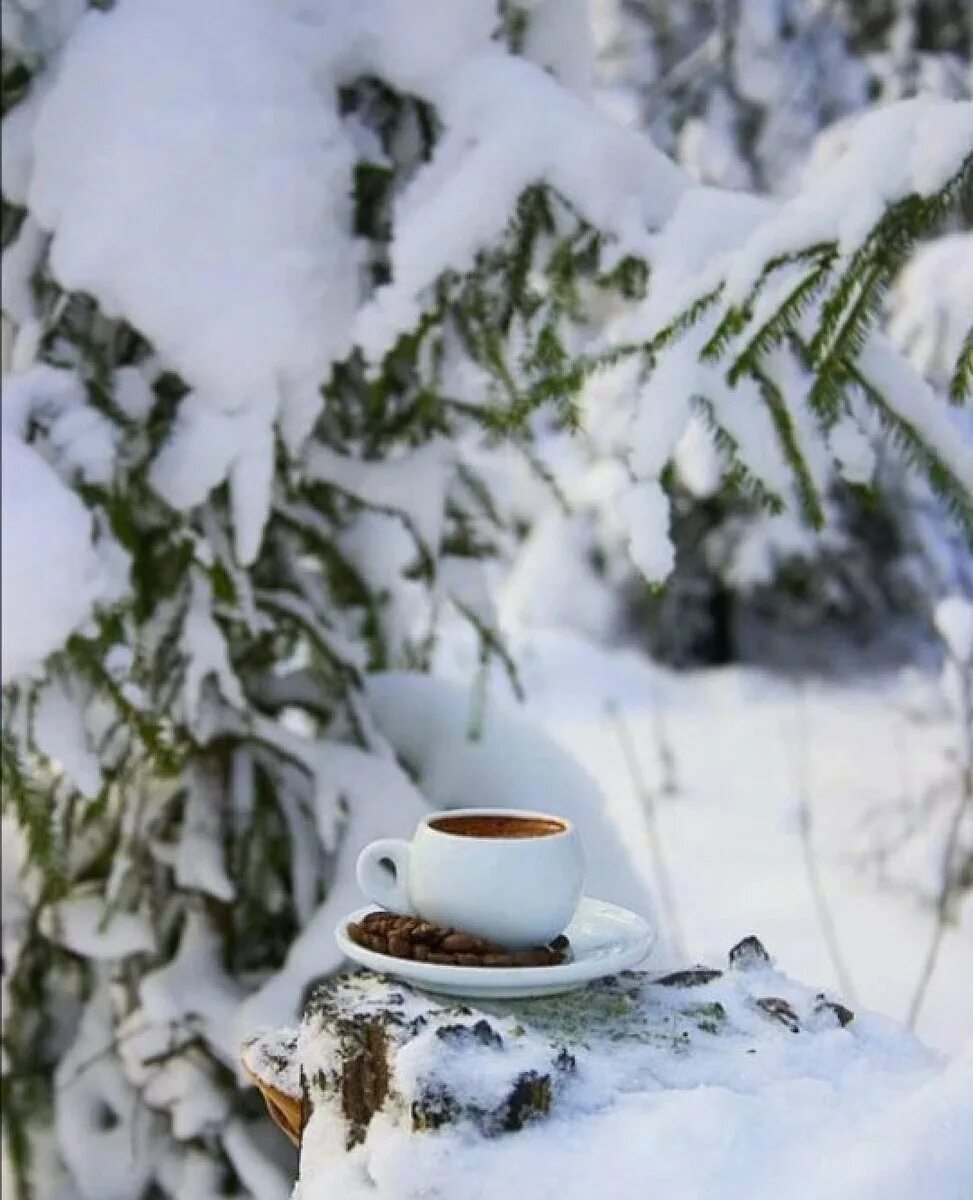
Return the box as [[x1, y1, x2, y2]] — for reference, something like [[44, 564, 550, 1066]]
[[1, 730, 67, 901], [848, 362, 973, 541], [950, 323, 973, 404]]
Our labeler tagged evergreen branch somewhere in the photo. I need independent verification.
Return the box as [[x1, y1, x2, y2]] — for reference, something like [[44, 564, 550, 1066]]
[[455, 462, 508, 530], [727, 259, 834, 386], [848, 362, 973, 542], [805, 159, 972, 422], [0, 730, 69, 900], [752, 369, 826, 528], [645, 285, 724, 358], [807, 260, 891, 425], [253, 589, 364, 688], [701, 243, 835, 365], [950, 323, 973, 406], [700, 306, 749, 363], [62, 635, 183, 776], [521, 282, 725, 409], [515, 439, 573, 515], [691, 395, 785, 515], [450, 598, 525, 702]]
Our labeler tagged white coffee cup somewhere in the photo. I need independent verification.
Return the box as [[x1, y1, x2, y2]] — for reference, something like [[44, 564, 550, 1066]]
[[355, 808, 585, 947]]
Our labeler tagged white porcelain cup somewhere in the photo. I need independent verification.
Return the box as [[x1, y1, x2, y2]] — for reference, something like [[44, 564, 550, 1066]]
[[355, 808, 585, 947]]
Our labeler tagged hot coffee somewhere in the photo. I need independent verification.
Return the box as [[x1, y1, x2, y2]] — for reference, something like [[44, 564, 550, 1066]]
[[357, 807, 584, 945], [429, 814, 566, 839]]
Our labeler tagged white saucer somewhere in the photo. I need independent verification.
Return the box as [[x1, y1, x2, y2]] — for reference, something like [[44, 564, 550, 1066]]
[[336, 897, 654, 999]]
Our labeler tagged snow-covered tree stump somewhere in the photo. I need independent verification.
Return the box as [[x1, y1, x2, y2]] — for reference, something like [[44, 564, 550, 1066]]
[[238, 936, 956, 1200]]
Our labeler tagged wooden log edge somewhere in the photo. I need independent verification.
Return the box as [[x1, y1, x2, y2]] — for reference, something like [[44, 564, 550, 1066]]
[[240, 1057, 307, 1148]]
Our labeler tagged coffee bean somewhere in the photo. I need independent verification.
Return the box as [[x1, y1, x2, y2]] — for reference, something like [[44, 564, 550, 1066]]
[[346, 914, 571, 969], [442, 933, 482, 953], [482, 953, 515, 967], [510, 949, 551, 966], [388, 935, 412, 959], [363, 912, 395, 932]]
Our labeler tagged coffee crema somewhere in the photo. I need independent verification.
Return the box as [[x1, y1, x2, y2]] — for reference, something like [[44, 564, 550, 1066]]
[[429, 814, 566, 839]]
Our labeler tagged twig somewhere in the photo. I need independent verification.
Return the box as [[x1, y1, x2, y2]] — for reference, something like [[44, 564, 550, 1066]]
[[643, 30, 721, 111], [788, 679, 858, 1005], [607, 701, 687, 959], [906, 654, 972, 1030], [650, 695, 679, 799]]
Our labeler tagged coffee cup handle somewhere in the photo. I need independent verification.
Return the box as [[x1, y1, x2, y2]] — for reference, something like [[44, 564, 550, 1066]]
[[356, 839, 413, 915]]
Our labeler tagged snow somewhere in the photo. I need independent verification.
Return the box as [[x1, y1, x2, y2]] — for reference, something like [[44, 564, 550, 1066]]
[[286, 953, 969, 1200], [1, 430, 109, 683], [33, 677, 101, 798], [888, 233, 973, 389], [1, 365, 128, 684], [501, 511, 620, 641], [802, 1046, 973, 1200], [56, 986, 161, 1200], [349, 1052, 973, 1200], [27, 0, 362, 560], [858, 338, 973, 492], [725, 97, 973, 301], [437, 555, 498, 632], [674, 414, 721, 498], [175, 765, 236, 902], [156, 1146, 240, 1200], [615, 478, 675, 582], [29, 0, 359, 410], [394, 1021, 557, 1113], [234, 740, 430, 1036], [828, 416, 876, 485], [223, 1118, 292, 1200], [520, 0, 595, 95], [240, 1027, 302, 1102], [352, 0, 499, 96], [140, 911, 245, 1067], [2, 364, 117, 483], [935, 595, 973, 664], [141, 1054, 229, 1141], [149, 397, 254, 513], [177, 568, 245, 725], [434, 623, 973, 1057], [39, 893, 154, 959], [305, 441, 453, 558], [354, 45, 687, 359]]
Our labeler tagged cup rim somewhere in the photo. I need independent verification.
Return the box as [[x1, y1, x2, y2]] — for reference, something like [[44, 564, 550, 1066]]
[[420, 807, 574, 842]]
